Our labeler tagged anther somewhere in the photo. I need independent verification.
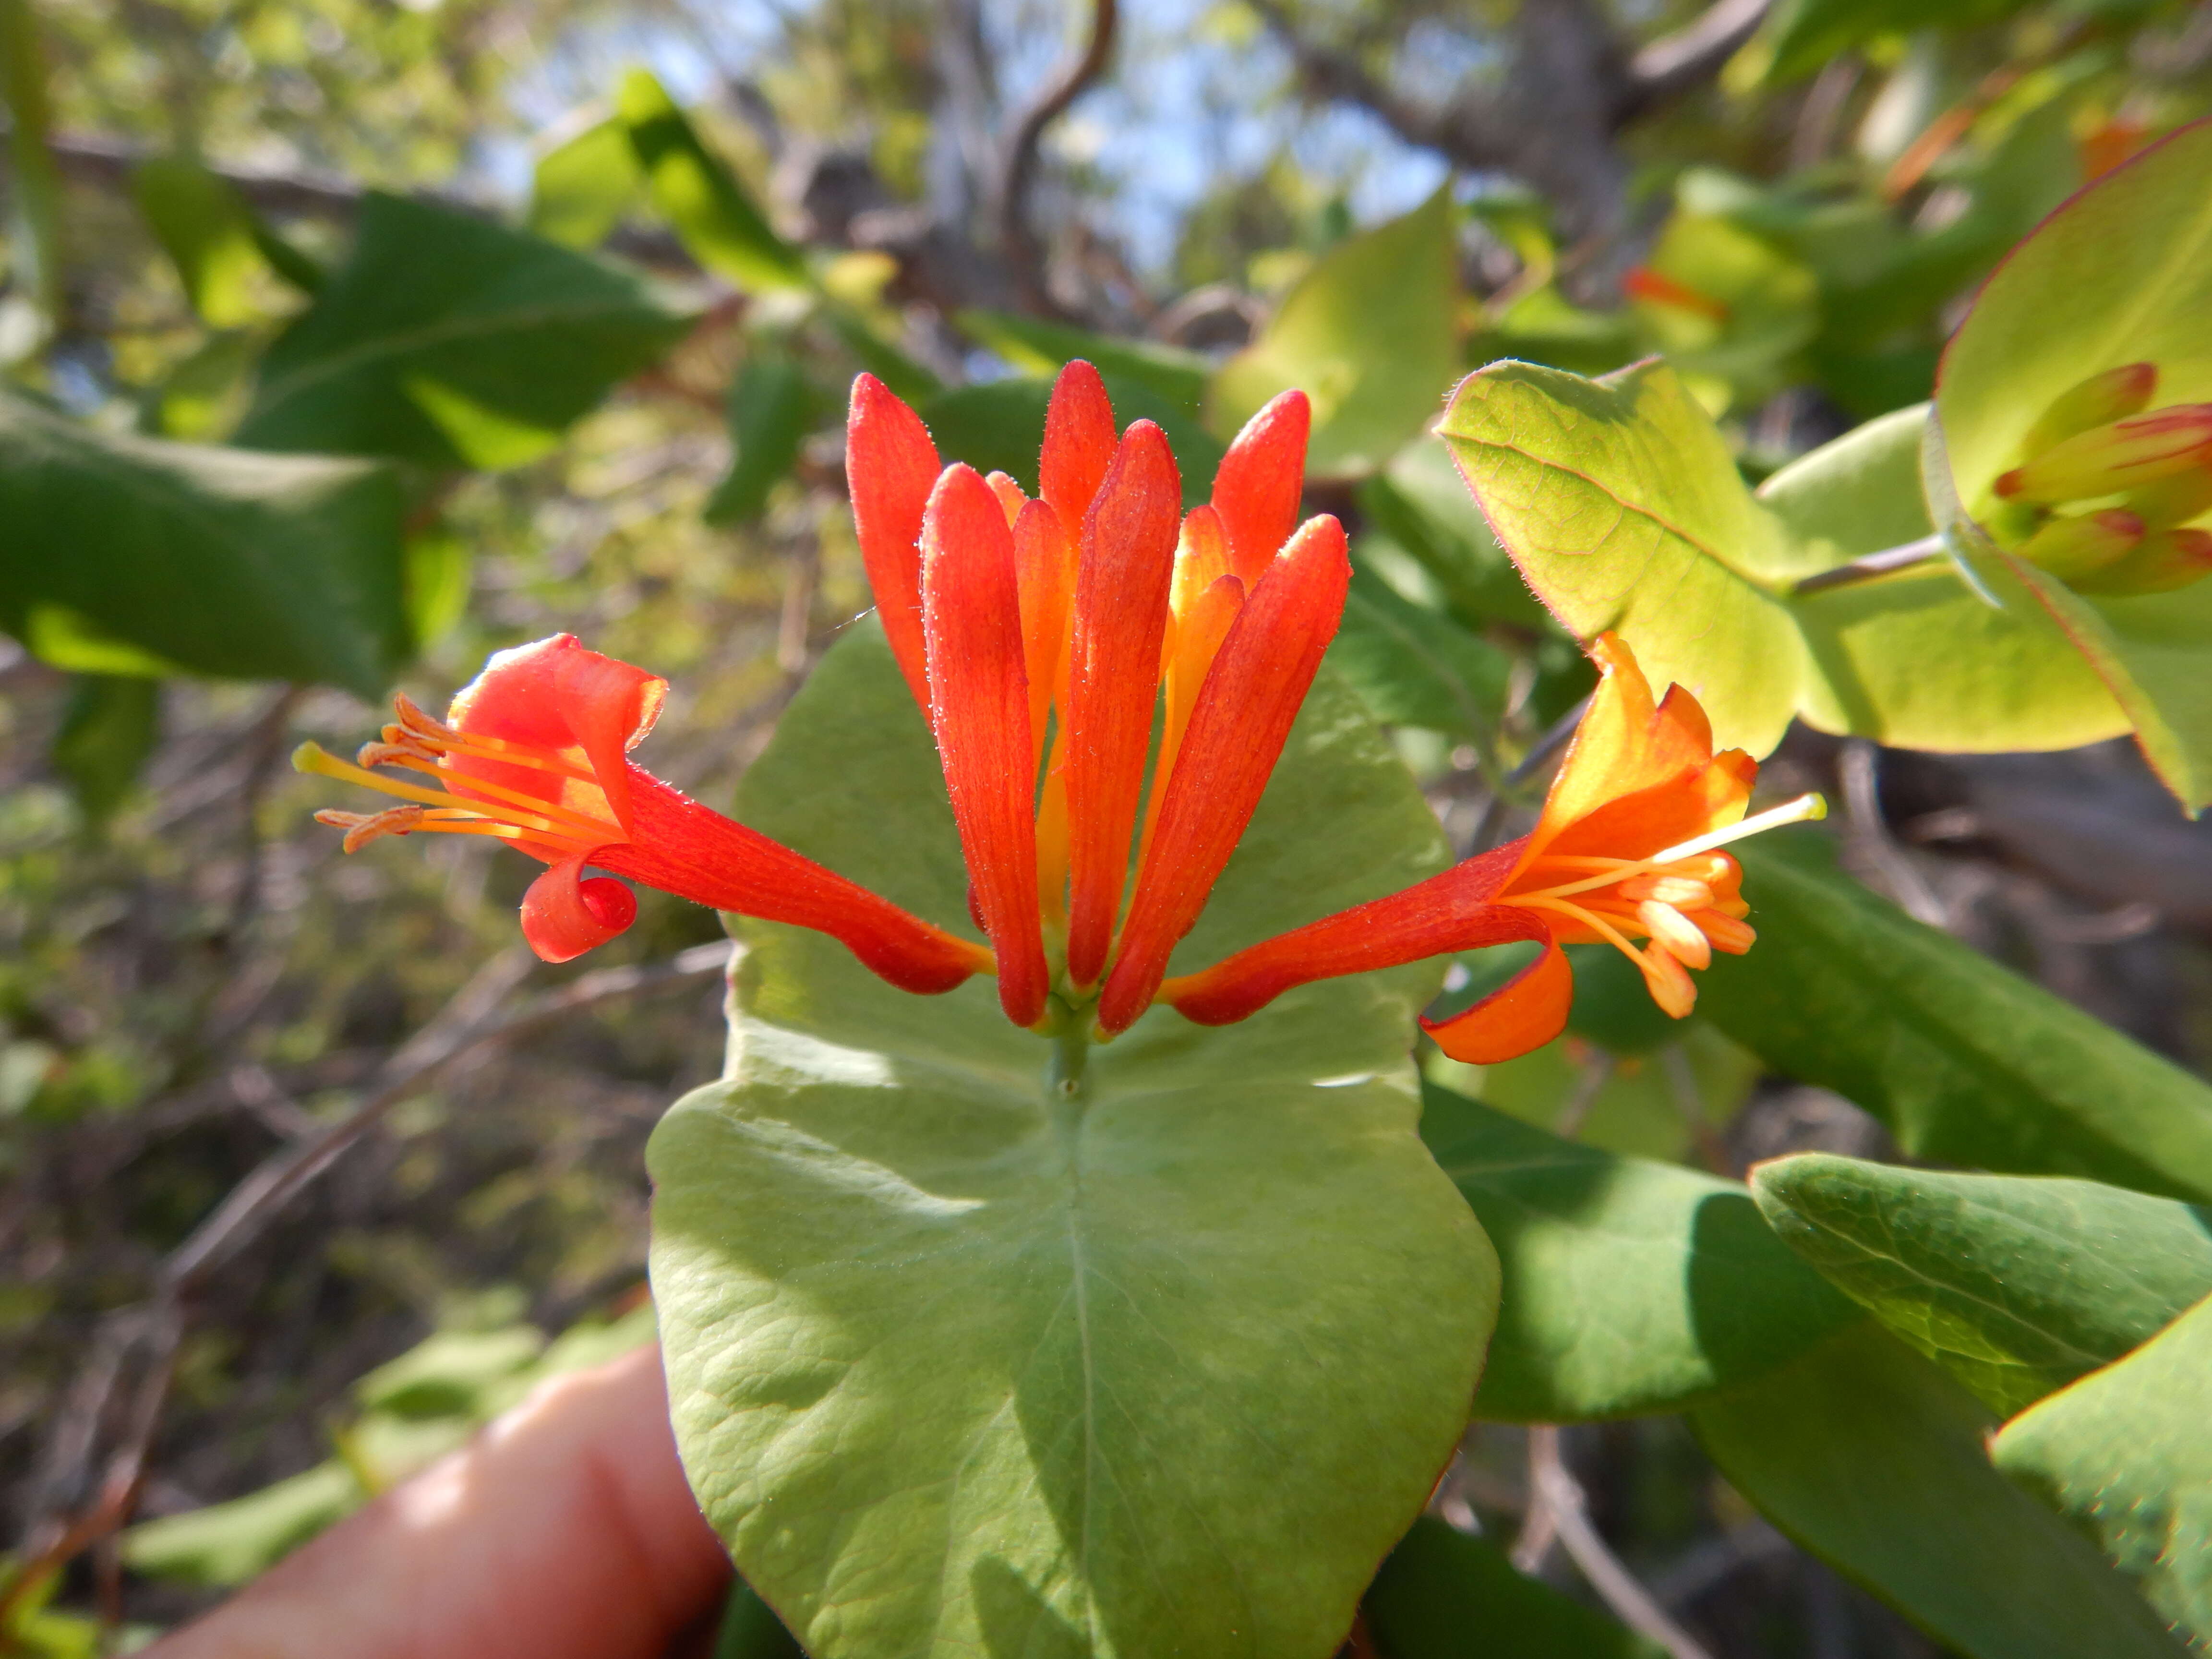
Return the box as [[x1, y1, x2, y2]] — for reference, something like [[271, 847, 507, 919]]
[[316, 805, 427, 852], [1637, 900, 1712, 970]]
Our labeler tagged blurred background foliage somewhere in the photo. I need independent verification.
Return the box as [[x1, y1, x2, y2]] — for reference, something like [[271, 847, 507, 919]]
[[5, 0, 2212, 1650]]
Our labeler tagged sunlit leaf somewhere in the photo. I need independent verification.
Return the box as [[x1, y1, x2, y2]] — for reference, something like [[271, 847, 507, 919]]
[[618, 68, 805, 293], [1702, 834, 2212, 1202], [1422, 1082, 1855, 1421], [131, 156, 273, 329], [1934, 117, 2212, 810], [1212, 191, 1461, 479], [234, 193, 695, 470], [1992, 1291, 2212, 1648], [529, 115, 642, 250], [1752, 1154, 2212, 1416], [650, 628, 1493, 1659], [0, 392, 409, 697], [1693, 1322, 2189, 1659]]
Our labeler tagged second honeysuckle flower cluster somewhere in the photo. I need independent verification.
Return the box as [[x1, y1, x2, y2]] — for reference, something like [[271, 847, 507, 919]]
[[299, 363, 1819, 1063]]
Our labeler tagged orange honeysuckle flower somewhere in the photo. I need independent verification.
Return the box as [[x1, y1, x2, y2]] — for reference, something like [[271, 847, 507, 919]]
[[294, 635, 989, 986], [303, 363, 1815, 1063], [1155, 634, 1822, 1061]]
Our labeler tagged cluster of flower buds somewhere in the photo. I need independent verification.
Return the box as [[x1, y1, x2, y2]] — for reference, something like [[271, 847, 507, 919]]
[[1992, 363, 2212, 595]]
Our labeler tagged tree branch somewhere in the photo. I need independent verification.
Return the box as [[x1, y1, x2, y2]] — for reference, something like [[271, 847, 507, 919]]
[[995, 0, 1119, 316], [1622, 0, 1772, 116]]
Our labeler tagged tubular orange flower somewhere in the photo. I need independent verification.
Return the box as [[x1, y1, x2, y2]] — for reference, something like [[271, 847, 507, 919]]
[[305, 366, 1814, 1066], [1158, 634, 1822, 1062], [297, 634, 989, 988]]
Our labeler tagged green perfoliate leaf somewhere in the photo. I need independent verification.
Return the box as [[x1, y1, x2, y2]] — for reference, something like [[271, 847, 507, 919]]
[[1212, 192, 1461, 479], [529, 116, 642, 250], [1766, 405, 2128, 752], [706, 349, 813, 525], [234, 193, 695, 471], [1693, 1323, 2189, 1659], [1421, 1083, 1855, 1421], [1437, 359, 1809, 755], [1702, 835, 2212, 1202], [618, 69, 805, 293], [650, 627, 1491, 1659], [1366, 1517, 1662, 1659], [1992, 1292, 2212, 1648], [1933, 118, 2212, 811], [0, 392, 410, 697], [1751, 1155, 2212, 1417]]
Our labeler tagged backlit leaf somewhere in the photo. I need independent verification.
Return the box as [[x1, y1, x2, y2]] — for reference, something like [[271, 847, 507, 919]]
[[1212, 192, 1460, 479], [618, 68, 805, 293], [529, 115, 643, 250]]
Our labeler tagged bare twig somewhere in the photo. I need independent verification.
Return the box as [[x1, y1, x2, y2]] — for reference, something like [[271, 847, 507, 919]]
[[1622, 0, 1772, 115], [996, 0, 1119, 316], [4, 940, 735, 1606], [1528, 1428, 1719, 1659], [1839, 741, 1950, 928]]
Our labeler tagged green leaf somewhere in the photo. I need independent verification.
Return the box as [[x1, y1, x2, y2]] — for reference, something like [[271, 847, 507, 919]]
[[1992, 1291, 2212, 1648], [0, 392, 410, 697], [1437, 358, 1808, 755], [1326, 565, 1512, 741], [954, 309, 1210, 415], [1357, 436, 1549, 632], [1629, 211, 1818, 412], [1762, 0, 2031, 83], [617, 68, 805, 293], [0, 0, 64, 324], [706, 349, 813, 525], [1701, 834, 2212, 1202], [714, 1580, 806, 1659], [234, 192, 695, 471], [1934, 118, 2212, 810], [1693, 1322, 2189, 1659], [51, 675, 160, 827], [130, 156, 272, 329], [1751, 1154, 2212, 1416], [1212, 191, 1461, 479], [649, 627, 1492, 1659], [1366, 1516, 1663, 1659], [1453, 1019, 1759, 1165], [1421, 1082, 1855, 1421], [529, 116, 642, 250], [1767, 405, 2129, 752]]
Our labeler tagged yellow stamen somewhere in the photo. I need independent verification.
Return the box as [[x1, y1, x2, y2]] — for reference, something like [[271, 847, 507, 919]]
[[293, 744, 614, 850], [358, 751, 621, 840]]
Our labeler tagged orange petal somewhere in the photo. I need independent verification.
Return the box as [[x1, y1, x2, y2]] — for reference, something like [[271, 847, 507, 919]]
[[1421, 938, 1574, 1064], [520, 854, 637, 963], [1063, 420, 1182, 987], [1211, 389, 1310, 585], [1012, 497, 1077, 754], [1160, 842, 1530, 1026], [601, 770, 989, 994], [985, 470, 1028, 526], [1100, 515, 1348, 1032], [446, 634, 667, 837], [846, 373, 942, 711], [1169, 503, 1237, 619], [920, 465, 1049, 1026], [1041, 360, 1117, 529]]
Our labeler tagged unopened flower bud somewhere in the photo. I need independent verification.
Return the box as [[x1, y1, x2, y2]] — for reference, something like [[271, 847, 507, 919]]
[[1996, 405, 2212, 504], [2072, 528, 2212, 596], [2018, 362, 2158, 461], [2016, 510, 2143, 581], [2122, 463, 2212, 532]]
